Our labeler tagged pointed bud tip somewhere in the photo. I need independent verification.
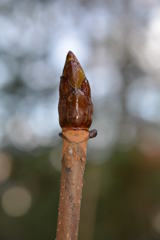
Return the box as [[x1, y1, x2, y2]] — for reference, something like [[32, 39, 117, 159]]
[[67, 50, 75, 57], [63, 51, 85, 89], [65, 50, 78, 64]]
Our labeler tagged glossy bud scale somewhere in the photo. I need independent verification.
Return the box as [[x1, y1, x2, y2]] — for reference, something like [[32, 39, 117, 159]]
[[58, 51, 93, 129]]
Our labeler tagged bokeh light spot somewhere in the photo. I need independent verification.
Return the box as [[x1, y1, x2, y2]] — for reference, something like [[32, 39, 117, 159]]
[[1, 186, 32, 217], [50, 31, 89, 70], [152, 211, 160, 234]]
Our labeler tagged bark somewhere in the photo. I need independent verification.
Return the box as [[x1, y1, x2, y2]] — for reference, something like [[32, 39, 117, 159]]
[[56, 130, 89, 240]]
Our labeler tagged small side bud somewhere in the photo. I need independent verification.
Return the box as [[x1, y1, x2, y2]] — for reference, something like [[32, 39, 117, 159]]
[[89, 129, 97, 138]]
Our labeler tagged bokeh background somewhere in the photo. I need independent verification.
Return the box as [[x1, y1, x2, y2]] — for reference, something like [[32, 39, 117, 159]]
[[0, 0, 160, 239]]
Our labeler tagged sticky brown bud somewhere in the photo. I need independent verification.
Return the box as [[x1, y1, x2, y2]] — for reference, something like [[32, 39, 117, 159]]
[[58, 51, 93, 129]]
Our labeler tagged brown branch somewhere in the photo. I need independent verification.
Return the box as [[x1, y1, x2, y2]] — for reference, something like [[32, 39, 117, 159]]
[[56, 51, 97, 240], [56, 130, 89, 240]]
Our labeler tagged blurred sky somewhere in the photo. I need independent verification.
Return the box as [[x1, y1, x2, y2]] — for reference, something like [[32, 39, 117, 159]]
[[0, 0, 160, 153]]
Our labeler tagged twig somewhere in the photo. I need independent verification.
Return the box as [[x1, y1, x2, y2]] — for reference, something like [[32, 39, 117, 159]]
[[56, 51, 97, 240]]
